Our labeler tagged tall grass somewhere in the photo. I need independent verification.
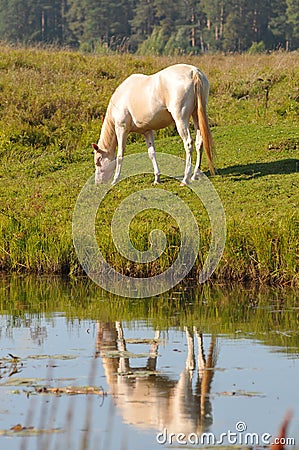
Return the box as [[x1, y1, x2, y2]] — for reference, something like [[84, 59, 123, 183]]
[[0, 45, 298, 284]]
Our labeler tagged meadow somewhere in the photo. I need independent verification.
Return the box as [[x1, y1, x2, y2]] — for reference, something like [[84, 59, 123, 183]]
[[0, 45, 298, 285]]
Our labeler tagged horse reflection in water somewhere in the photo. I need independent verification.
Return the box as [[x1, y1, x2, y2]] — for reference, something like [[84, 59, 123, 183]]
[[96, 322, 217, 436]]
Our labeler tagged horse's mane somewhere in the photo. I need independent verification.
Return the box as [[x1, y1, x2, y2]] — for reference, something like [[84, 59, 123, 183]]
[[99, 107, 117, 155]]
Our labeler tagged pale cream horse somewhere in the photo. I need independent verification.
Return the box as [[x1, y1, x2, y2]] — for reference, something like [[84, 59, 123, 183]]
[[96, 322, 217, 438], [92, 64, 215, 186]]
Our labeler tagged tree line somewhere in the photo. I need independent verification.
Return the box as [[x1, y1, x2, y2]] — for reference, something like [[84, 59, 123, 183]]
[[0, 0, 298, 53]]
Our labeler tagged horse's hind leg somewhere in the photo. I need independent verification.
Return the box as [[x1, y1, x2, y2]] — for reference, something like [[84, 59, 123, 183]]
[[191, 114, 203, 181], [174, 119, 193, 185], [144, 130, 160, 184], [185, 326, 196, 373]]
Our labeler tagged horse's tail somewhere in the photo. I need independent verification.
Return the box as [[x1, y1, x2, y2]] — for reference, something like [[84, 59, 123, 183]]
[[193, 71, 216, 176]]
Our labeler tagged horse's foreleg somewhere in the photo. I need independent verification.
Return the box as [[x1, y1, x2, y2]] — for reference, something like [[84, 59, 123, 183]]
[[147, 330, 160, 371], [112, 151, 123, 186], [112, 125, 127, 185], [144, 131, 160, 184], [191, 131, 203, 181]]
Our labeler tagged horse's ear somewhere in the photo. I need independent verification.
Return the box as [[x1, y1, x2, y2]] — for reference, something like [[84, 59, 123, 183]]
[[92, 143, 105, 156]]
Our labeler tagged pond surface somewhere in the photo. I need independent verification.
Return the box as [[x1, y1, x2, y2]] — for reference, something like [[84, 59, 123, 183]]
[[0, 277, 299, 450]]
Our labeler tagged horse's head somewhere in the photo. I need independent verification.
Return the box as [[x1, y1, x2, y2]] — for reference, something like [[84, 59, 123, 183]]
[[92, 143, 116, 184]]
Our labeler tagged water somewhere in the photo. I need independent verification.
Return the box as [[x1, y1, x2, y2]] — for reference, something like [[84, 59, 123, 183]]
[[0, 277, 298, 450]]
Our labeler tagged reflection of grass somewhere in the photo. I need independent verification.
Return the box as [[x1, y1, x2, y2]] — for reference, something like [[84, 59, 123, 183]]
[[0, 46, 298, 284], [1, 276, 298, 351]]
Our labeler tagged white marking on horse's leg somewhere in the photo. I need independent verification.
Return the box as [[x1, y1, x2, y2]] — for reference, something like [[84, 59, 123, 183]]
[[147, 335, 159, 371], [116, 322, 130, 373], [191, 131, 203, 181], [111, 156, 123, 185], [185, 326, 195, 372], [174, 120, 193, 185], [194, 327, 206, 378], [112, 125, 127, 185], [116, 321, 126, 350], [144, 131, 160, 184], [154, 330, 160, 340]]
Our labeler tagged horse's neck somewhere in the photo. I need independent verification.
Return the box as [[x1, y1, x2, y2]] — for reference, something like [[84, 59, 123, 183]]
[[99, 113, 117, 156]]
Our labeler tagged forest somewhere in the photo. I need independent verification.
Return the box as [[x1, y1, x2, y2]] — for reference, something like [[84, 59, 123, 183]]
[[0, 0, 298, 54]]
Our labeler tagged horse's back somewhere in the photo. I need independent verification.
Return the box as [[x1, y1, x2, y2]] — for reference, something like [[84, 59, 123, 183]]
[[158, 63, 199, 77], [109, 64, 207, 132], [112, 64, 202, 101], [157, 64, 207, 85]]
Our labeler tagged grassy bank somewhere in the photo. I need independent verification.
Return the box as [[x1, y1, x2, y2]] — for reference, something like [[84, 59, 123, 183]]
[[0, 45, 298, 285]]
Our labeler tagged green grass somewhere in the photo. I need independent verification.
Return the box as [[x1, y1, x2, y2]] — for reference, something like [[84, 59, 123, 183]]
[[0, 45, 298, 285]]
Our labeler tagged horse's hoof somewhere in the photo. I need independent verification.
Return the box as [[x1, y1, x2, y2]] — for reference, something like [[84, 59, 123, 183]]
[[180, 182, 187, 187], [191, 171, 203, 181]]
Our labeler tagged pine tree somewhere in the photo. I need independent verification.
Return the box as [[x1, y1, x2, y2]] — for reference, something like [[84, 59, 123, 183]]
[[222, 0, 270, 52], [79, 0, 132, 51], [130, 0, 157, 49], [39, 0, 64, 44], [249, 0, 272, 45], [0, 0, 71, 45], [286, 0, 299, 48], [268, 0, 288, 49], [154, 0, 177, 39], [0, 0, 40, 42], [201, 0, 225, 50]]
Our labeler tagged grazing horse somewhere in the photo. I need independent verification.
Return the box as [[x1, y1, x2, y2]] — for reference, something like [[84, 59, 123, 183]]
[[92, 64, 215, 186], [96, 322, 217, 437]]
